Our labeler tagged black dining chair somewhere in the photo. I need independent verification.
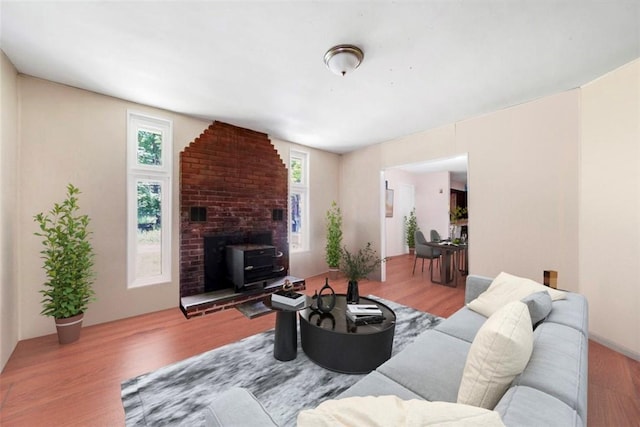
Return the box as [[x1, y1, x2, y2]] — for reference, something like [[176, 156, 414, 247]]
[[413, 231, 441, 275]]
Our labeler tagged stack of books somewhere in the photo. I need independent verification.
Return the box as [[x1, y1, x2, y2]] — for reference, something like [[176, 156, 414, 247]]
[[346, 304, 384, 325], [271, 290, 306, 308]]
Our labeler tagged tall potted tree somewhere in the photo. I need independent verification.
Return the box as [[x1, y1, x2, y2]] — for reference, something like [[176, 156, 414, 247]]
[[404, 208, 419, 255], [34, 184, 96, 344], [325, 201, 343, 279]]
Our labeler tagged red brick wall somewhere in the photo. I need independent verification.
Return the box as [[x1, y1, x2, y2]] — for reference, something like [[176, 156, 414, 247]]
[[180, 121, 289, 297]]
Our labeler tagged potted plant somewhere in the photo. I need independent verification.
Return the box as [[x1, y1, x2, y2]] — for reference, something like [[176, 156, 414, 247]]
[[325, 201, 343, 279], [449, 206, 468, 243], [34, 184, 96, 344], [404, 208, 419, 255], [340, 242, 384, 304], [449, 206, 468, 223]]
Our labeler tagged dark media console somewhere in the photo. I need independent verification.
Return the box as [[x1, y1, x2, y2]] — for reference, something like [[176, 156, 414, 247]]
[[203, 232, 286, 293], [226, 244, 285, 291]]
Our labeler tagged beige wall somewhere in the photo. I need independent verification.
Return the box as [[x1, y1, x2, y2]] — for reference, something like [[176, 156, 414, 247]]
[[15, 77, 341, 342], [580, 59, 640, 357], [270, 139, 341, 278], [415, 171, 450, 240], [1, 52, 20, 370], [342, 64, 640, 358], [383, 168, 416, 257], [18, 76, 210, 340], [380, 124, 457, 167], [341, 144, 384, 280], [457, 90, 581, 288], [359, 93, 580, 290], [340, 88, 583, 287]]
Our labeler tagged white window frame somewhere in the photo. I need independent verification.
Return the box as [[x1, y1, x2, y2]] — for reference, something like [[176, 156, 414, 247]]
[[290, 150, 309, 253], [127, 111, 173, 288]]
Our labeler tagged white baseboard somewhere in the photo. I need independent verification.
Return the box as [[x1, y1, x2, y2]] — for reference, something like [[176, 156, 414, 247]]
[[589, 333, 640, 362]]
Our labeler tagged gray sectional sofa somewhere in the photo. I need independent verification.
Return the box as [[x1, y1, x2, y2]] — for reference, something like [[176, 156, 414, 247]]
[[205, 275, 589, 426]]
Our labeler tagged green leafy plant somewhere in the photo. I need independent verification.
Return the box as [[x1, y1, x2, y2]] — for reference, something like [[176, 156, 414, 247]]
[[325, 201, 343, 268], [450, 206, 468, 222], [340, 242, 384, 282], [34, 184, 96, 319], [404, 208, 419, 248]]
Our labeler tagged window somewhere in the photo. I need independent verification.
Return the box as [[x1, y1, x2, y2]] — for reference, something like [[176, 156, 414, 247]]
[[290, 150, 309, 252], [127, 112, 172, 288]]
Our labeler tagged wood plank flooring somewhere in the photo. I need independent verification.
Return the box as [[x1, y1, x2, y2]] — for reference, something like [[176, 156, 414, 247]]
[[1, 255, 638, 426]]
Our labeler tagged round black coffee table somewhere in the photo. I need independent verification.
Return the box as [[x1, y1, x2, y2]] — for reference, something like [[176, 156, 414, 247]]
[[299, 295, 396, 374]]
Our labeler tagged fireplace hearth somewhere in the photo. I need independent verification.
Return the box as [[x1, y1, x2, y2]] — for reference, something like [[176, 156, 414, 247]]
[[179, 275, 305, 319]]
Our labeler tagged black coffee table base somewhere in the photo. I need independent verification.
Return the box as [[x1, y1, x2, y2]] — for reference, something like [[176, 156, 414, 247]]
[[300, 321, 394, 373], [299, 295, 396, 374]]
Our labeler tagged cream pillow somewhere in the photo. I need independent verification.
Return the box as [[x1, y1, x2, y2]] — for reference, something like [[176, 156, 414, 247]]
[[467, 272, 566, 317], [457, 300, 533, 409], [297, 395, 506, 427]]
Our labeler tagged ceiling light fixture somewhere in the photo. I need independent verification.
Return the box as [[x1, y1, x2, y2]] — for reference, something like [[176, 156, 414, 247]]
[[323, 44, 364, 76]]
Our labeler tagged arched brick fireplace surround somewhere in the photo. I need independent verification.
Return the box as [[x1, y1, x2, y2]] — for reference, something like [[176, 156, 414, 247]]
[[179, 121, 289, 297]]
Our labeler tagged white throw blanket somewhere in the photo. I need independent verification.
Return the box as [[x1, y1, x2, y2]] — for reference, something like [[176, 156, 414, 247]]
[[297, 395, 506, 427]]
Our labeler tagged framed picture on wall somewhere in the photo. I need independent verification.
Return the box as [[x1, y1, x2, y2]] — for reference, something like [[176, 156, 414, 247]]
[[385, 189, 394, 217]]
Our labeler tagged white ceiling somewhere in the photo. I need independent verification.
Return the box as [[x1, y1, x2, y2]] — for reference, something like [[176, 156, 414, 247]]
[[1, 1, 638, 154]]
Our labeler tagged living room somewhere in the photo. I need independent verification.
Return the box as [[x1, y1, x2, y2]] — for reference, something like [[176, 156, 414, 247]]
[[1, 2, 639, 426]]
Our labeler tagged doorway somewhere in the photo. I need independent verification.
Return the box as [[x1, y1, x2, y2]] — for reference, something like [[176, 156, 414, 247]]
[[380, 154, 468, 280]]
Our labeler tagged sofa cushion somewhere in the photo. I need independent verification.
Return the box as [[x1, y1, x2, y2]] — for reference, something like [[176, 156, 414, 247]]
[[435, 307, 487, 343], [495, 386, 583, 427], [376, 329, 471, 402], [337, 370, 423, 401], [298, 395, 506, 427], [465, 275, 494, 304], [457, 301, 533, 409], [203, 387, 278, 427], [467, 272, 566, 317], [521, 291, 552, 327], [513, 322, 588, 422], [544, 293, 588, 334]]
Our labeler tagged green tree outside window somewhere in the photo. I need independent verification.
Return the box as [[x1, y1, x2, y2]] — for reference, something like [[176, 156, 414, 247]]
[[291, 158, 302, 183], [137, 182, 161, 228], [137, 130, 162, 166]]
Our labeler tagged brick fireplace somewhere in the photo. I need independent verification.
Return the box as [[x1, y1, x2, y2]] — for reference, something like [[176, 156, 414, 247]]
[[180, 121, 289, 297]]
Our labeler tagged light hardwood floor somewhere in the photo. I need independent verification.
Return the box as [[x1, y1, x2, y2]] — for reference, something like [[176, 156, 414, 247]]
[[1, 255, 639, 426]]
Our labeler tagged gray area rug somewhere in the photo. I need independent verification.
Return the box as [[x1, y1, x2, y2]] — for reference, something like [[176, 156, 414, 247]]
[[121, 296, 442, 426]]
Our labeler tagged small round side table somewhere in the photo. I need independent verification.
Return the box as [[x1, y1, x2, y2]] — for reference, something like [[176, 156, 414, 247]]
[[264, 296, 310, 361]]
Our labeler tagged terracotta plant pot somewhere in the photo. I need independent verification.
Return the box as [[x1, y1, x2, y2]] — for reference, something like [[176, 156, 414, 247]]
[[328, 268, 339, 280], [55, 313, 84, 344]]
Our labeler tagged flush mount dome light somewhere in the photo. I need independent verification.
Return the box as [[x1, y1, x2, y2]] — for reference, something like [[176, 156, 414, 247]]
[[324, 44, 364, 76]]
